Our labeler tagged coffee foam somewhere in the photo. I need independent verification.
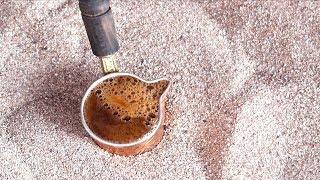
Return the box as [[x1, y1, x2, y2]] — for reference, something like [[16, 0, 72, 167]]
[[84, 75, 169, 144]]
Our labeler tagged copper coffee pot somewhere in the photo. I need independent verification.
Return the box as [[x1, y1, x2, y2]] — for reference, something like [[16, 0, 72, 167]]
[[78, 0, 170, 156]]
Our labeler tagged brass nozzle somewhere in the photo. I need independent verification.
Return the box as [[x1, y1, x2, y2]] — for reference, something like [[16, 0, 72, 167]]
[[100, 54, 119, 74]]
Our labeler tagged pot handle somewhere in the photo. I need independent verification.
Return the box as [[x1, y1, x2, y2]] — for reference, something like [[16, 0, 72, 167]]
[[79, 0, 120, 57]]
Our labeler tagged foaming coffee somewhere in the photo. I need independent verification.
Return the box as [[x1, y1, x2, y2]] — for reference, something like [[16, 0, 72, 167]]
[[84, 76, 169, 144]]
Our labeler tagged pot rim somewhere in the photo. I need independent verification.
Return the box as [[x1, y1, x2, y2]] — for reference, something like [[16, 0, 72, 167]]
[[80, 72, 170, 148]]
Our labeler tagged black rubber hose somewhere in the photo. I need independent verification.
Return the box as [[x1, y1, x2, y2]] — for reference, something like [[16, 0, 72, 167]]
[[79, 0, 120, 56]]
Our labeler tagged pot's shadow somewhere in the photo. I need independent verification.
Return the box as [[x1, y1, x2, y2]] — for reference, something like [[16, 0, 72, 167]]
[[2, 0, 101, 139], [5, 64, 101, 139]]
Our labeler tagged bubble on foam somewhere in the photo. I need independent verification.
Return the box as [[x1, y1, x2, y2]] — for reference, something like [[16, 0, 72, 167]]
[[122, 115, 131, 122], [96, 89, 102, 94], [147, 85, 154, 90], [148, 113, 156, 118], [145, 120, 151, 126]]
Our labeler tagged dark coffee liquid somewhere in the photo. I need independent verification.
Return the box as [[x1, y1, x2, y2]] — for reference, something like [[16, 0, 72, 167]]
[[84, 76, 169, 144]]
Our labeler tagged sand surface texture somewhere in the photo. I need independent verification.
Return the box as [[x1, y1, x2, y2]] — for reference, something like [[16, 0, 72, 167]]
[[1, 0, 319, 179]]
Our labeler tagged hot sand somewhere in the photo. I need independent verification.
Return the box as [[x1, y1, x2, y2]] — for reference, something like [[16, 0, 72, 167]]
[[0, 0, 319, 179]]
